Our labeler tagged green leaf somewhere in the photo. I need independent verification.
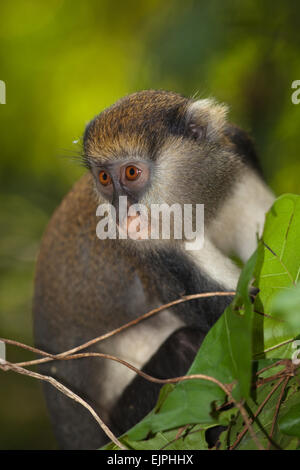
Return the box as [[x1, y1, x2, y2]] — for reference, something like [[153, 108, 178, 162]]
[[253, 194, 300, 359], [279, 403, 300, 438], [225, 250, 257, 399], [124, 424, 210, 450], [271, 283, 300, 336], [219, 368, 300, 450]]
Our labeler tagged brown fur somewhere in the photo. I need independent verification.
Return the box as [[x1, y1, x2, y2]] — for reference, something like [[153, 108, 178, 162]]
[[84, 90, 189, 161]]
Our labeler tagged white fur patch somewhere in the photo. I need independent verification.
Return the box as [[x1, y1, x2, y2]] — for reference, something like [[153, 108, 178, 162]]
[[190, 170, 275, 290], [96, 310, 184, 410], [208, 169, 275, 262], [190, 237, 241, 291]]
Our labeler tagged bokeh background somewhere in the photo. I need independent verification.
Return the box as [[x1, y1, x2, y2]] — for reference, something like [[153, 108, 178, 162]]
[[0, 0, 299, 449]]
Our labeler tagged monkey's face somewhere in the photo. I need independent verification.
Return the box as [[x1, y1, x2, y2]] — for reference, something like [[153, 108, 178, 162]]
[[91, 158, 152, 238], [83, 90, 245, 242]]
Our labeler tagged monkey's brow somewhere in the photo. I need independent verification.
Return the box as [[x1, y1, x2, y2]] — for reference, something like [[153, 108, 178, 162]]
[[82, 154, 106, 169], [82, 154, 147, 169]]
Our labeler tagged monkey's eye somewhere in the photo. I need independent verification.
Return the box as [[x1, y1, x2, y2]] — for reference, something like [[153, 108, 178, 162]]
[[99, 171, 112, 186], [125, 165, 141, 181]]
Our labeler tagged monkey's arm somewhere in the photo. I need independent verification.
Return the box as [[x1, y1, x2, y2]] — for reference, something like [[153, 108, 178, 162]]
[[109, 327, 206, 438]]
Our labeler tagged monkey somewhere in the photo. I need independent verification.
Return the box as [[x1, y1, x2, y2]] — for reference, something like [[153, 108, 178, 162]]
[[33, 90, 274, 449]]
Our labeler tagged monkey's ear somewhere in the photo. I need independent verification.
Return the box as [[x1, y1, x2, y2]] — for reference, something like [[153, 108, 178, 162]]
[[186, 98, 228, 143]]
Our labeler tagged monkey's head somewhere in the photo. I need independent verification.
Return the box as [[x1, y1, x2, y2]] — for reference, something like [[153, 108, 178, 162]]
[[83, 90, 259, 244]]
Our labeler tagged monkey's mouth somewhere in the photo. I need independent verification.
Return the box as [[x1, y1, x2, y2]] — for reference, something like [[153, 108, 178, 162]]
[[117, 213, 150, 240]]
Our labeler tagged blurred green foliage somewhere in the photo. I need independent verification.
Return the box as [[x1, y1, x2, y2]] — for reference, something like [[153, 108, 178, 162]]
[[0, 0, 299, 449]]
